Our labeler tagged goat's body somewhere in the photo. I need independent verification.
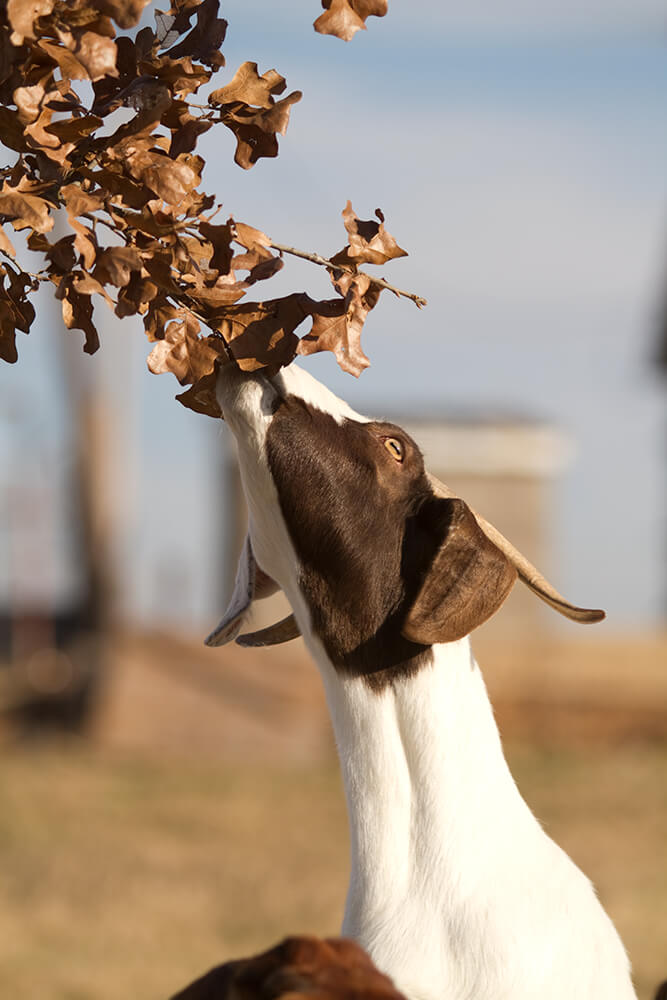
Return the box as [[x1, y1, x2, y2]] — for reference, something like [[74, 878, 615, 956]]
[[216, 365, 637, 1000], [309, 636, 634, 1000]]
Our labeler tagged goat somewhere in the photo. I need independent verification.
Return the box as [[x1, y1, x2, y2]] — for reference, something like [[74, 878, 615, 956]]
[[206, 362, 637, 1000], [170, 935, 406, 1000]]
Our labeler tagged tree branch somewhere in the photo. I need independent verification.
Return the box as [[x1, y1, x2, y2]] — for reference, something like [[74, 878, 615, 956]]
[[269, 241, 427, 308]]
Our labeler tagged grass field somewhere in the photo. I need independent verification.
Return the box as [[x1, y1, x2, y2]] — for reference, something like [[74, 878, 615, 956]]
[[0, 739, 665, 1000]]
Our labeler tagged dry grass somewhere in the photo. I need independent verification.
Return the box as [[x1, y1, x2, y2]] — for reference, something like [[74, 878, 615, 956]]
[[0, 739, 665, 1000]]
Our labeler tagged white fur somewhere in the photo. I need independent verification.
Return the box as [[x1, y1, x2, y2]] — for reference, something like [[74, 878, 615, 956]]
[[216, 365, 637, 1000]]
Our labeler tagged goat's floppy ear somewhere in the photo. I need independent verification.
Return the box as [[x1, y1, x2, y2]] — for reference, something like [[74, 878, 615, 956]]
[[428, 474, 605, 624], [204, 534, 257, 647], [204, 535, 301, 647], [402, 498, 517, 645], [237, 614, 301, 647]]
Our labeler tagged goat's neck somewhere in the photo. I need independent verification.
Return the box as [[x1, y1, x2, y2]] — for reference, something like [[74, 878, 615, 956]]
[[313, 638, 540, 961]]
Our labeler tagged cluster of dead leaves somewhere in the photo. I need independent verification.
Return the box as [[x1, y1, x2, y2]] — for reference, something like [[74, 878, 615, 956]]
[[0, 0, 412, 418]]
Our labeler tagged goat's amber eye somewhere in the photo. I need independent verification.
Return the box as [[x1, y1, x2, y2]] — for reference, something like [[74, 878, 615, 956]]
[[383, 437, 404, 462]]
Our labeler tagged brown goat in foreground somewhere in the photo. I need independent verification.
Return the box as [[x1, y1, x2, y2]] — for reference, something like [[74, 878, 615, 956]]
[[170, 936, 406, 1000]]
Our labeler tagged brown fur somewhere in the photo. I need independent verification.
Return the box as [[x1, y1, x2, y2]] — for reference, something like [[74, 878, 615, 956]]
[[169, 936, 406, 1000], [266, 395, 514, 690], [402, 498, 517, 645]]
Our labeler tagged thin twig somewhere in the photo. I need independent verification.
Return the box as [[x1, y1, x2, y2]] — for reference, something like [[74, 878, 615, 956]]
[[269, 241, 427, 308]]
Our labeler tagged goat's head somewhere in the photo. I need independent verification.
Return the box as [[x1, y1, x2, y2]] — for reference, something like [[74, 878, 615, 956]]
[[207, 364, 604, 682]]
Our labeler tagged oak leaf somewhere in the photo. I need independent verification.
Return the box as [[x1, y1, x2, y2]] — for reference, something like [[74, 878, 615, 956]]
[[93, 247, 143, 288], [45, 235, 77, 274], [147, 313, 223, 384], [175, 369, 223, 418], [228, 91, 302, 169], [115, 273, 158, 318], [162, 0, 227, 69], [143, 297, 184, 343], [14, 83, 45, 124], [74, 31, 118, 81], [314, 0, 387, 42], [0, 300, 20, 362], [297, 273, 380, 376], [199, 220, 234, 277], [55, 274, 100, 355], [169, 114, 212, 157], [0, 267, 35, 362], [0, 226, 16, 258], [233, 222, 273, 255], [95, 0, 152, 30], [336, 200, 407, 265], [7, 0, 54, 43], [0, 187, 54, 234], [0, 108, 27, 151], [38, 39, 90, 82], [125, 149, 198, 206], [216, 294, 313, 372], [210, 61, 286, 109]]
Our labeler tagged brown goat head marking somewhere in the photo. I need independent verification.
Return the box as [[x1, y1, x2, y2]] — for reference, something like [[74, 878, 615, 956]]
[[265, 395, 515, 689]]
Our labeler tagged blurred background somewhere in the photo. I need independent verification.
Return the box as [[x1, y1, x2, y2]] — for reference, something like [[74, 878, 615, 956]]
[[1, 2, 666, 998]]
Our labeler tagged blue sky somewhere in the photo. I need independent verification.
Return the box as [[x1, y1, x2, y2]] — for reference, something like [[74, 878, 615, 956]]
[[1, 2, 666, 630]]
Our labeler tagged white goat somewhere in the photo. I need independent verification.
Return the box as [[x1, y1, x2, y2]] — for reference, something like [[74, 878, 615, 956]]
[[207, 363, 637, 1000]]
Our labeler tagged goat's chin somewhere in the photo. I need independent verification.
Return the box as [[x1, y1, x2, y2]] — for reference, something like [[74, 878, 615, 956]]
[[216, 368, 278, 435]]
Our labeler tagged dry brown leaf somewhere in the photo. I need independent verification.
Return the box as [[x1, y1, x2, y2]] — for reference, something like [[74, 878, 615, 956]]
[[72, 272, 114, 310], [233, 221, 273, 254], [126, 149, 198, 205], [0, 108, 28, 152], [297, 302, 367, 377], [199, 220, 234, 277], [186, 277, 248, 309], [0, 268, 36, 362], [25, 108, 70, 159], [337, 200, 407, 265], [56, 275, 100, 355], [115, 273, 158, 318], [0, 188, 54, 234], [95, 0, 152, 30], [38, 39, 90, 81], [14, 83, 45, 124], [314, 0, 387, 41], [0, 304, 19, 362], [61, 185, 105, 218], [162, 0, 227, 69], [61, 185, 101, 270], [147, 313, 224, 384], [250, 91, 302, 137], [210, 61, 286, 109], [93, 247, 143, 288], [143, 297, 184, 342], [44, 113, 103, 143], [7, 0, 54, 43], [297, 272, 380, 376], [227, 90, 302, 169], [45, 235, 76, 273], [0, 226, 16, 258], [216, 293, 313, 372], [175, 368, 224, 418], [245, 255, 283, 285], [74, 31, 118, 82], [169, 115, 212, 157]]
